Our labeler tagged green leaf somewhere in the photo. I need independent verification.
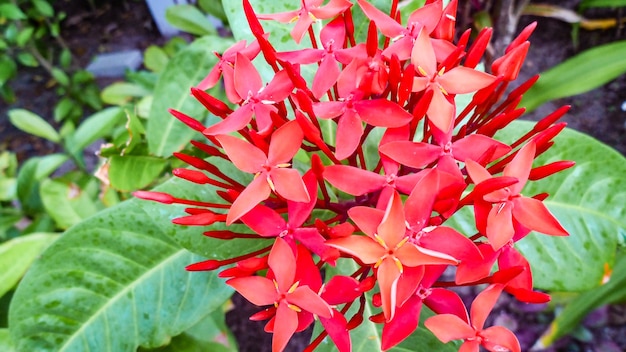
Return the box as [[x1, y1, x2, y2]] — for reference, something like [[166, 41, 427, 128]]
[[66, 107, 124, 155], [165, 5, 216, 36], [53, 97, 75, 122], [350, 0, 391, 43], [198, 0, 227, 22], [108, 156, 168, 192], [448, 120, 625, 292], [15, 27, 34, 47], [580, 0, 626, 10], [0, 233, 58, 298], [0, 178, 16, 201], [16, 52, 38, 67], [101, 82, 151, 106], [0, 329, 16, 352], [521, 40, 626, 112], [147, 35, 233, 157], [0, 4, 26, 20], [59, 48, 72, 69], [8, 197, 234, 351], [8, 109, 60, 143], [51, 67, 70, 86], [39, 177, 100, 230], [32, 0, 54, 17], [144, 45, 170, 73], [536, 252, 626, 348], [0, 56, 17, 85]]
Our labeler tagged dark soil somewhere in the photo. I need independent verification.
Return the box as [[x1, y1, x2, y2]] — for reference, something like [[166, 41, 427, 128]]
[[1, 1, 625, 352]]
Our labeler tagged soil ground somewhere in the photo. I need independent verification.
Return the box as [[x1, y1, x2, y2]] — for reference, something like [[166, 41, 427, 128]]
[[1, 1, 624, 351]]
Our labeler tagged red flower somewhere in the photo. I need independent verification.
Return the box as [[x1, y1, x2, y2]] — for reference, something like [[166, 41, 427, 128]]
[[215, 121, 309, 224], [227, 238, 332, 352], [466, 141, 568, 250], [327, 191, 457, 321], [425, 284, 521, 352], [257, 0, 352, 44], [411, 28, 496, 131], [204, 53, 294, 135]]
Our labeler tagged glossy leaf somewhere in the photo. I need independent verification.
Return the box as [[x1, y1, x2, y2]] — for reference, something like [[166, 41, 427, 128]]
[[165, 5, 216, 36], [147, 35, 233, 157], [66, 107, 125, 155], [39, 177, 100, 230], [580, 0, 626, 10], [536, 253, 626, 348], [101, 83, 151, 105], [0, 4, 26, 20], [0, 232, 57, 298], [108, 155, 168, 192], [0, 329, 16, 352], [521, 40, 626, 112], [9, 186, 235, 351], [144, 45, 170, 73], [8, 109, 60, 143], [448, 120, 625, 292], [16, 154, 69, 215]]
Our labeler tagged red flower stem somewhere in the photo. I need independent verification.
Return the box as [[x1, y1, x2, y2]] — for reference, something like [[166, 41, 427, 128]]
[[173, 198, 231, 209], [307, 26, 318, 49], [216, 244, 273, 268]]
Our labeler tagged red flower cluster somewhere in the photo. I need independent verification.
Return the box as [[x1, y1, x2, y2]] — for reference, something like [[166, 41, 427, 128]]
[[135, 0, 574, 351]]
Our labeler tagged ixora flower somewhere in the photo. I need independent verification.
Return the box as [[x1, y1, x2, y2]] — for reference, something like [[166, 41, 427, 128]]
[[134, 0, 574, 351]]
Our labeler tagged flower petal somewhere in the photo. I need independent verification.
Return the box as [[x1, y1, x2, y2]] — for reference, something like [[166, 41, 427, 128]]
[[270, 168, 310, 202], [273, 302, 299, 352], [240, 204, 286, 237], [269, 238, 296, 293], [470, 284, 504, 330], [259, 70, 294, 102], [486, 201, 515, 251], [326, 236, 385, 264], [323, 165, 385, 196], [354, 99, 414, 127], [320, 310, 351, 352], [204, 103, 255, 135], [234, 52, 262, 98], [424, 314, 475, 343], [227, 176, 272, 224], [288, 286, 332, 318], [379, 141, 441, 169], [377, 191, 407, 248], [377, 258, 401, 321], [512, 196, 568, 236], [411, 28, 437, 76], [216, 134, 265, 173], [348, 206, 385, 238], [480, 326, 521, 352], [452, 134, 511, 162], [227, 276, 277, 306], [424, 288, 470, 324], [438, 67, 496, 94], [312, 55, 341, 99], [382, 295, 422, 350], [335, 108, 364, 160], [504, 142, 535, 194], [267, 120, 303, 165]]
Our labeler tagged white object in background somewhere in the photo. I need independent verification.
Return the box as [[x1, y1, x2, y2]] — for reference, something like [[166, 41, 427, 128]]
[[145, 0, 190, 37], [86, 50, 143, 78]]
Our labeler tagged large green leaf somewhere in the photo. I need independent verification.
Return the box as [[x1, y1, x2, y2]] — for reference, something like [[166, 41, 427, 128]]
[[0, 233, 58, 298], [147, 36, 233, 157], [448, 120, 625, 292], [0, 329, 15, 352], [108, 156, 168, 192], [536, 252, 626, 348], [520, 40, 626, 112], [8, 180, 236, 351], [39, 177, 100, 230]]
